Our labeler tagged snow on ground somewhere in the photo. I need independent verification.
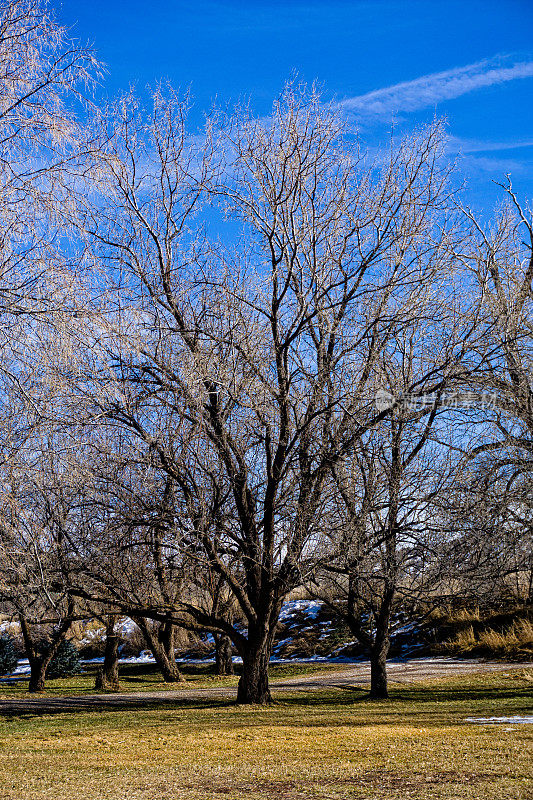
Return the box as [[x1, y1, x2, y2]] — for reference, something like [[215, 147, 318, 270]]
[[279, 600, 323, 621], [0, 653, 158, 682], [10, 659, 30, 675], [390, 620, 422, 635], [0, 659, 31, 681], [0, 620, 20, 635], [79, 617, 138, 644], [82, 627, 105, 642], [0, 616, 138, 645], [0, 652, 334, 681], [273, 637, 294, 651], [465, 716, 533, 724], [115, 617, 137, 636]]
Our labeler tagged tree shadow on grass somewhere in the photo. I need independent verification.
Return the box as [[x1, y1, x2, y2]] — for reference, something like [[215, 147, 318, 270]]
[[0, 693, 235, 719], [0, 676, 530, 724], [274, 683, 531, 705], [268, 683, 533, 727]]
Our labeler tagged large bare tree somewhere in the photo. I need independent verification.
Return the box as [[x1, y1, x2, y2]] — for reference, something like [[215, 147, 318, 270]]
[[65, 82, 470, 703]]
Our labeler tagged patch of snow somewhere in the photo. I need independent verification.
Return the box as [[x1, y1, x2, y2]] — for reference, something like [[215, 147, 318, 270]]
[[274, 637, 294, 649], [12, 659, 30, 675], [279, 600, 323, 621], [81, 627, 105, 642], [391, 621, 422, 635], [0, 659, 31, 681], [0, 620, 21, 635], [465, 716, 533, 725], [115, 617, 137, 635]]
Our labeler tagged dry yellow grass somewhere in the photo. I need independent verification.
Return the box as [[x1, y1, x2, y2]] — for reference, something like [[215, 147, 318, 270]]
[[428, 606, 482, 624], [445, 619, 533, 658], [0, 670, 531, 800]]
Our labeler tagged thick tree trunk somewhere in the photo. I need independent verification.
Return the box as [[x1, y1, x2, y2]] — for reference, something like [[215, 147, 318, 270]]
[[237, 639, 271, 704], [102, 615, 120, 690], [369, 634, 390, 699], [369, 586, 395, 700], [158, 620, 184, 682], [28, 659, 49, 693], [19, 613, 71, 693], [215, 634, 234, 675], [136, 618, 185, 683]]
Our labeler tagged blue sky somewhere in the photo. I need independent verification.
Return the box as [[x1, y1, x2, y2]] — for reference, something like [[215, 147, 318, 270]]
[[57, 0, 533, 209]]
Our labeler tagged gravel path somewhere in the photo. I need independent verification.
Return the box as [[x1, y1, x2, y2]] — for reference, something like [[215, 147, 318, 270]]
[[0, 658, 530, 716]]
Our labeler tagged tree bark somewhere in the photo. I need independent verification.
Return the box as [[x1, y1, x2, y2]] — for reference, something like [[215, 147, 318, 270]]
[[237, 637, 271, 704], [136, 617, 185, 682], [368, 586, 394, 700], [102, 615, 120, 690], [28, 658, 50, 693], [215, 634, 234, 675], [369, 634, 390, 699], [19, 613, 71, 693]]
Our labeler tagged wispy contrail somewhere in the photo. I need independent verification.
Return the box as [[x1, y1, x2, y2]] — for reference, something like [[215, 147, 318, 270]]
[[339, 56, 533, 121]]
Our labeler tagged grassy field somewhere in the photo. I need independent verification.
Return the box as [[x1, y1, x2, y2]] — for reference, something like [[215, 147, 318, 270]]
[[0, 661, 346, 698], [0, 668, 531, 800]]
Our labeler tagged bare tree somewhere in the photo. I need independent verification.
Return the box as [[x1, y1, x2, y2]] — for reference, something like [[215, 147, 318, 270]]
[[66, 82, 470, 703], [447, 185, 533, 603], [0, 427, 87, 691], [93, 613, 121, 691], [0, 1, 100, 640], [437, 452, 533, 606], [462, 183, 533, 448], [308, 312, 468, 698], [0, 0, 98, 328]]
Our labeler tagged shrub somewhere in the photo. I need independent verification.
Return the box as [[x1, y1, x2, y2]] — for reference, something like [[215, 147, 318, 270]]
[[47, 639, 82, 678], [0, 633, 18, 676]]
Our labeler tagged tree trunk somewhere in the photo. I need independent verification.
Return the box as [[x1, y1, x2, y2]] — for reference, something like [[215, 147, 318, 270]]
[[28, 658, 49, 693], [136, 618, 185, 682], [102, 615, 120, 690], [27, 638, 66, 693], [369, 587, 394, 700], [215, 634, 234, 675], [19, 613, 71, 693], [158, 620, 184, 682], [369, 635, 390, 699], [237, 638, 271, 704]]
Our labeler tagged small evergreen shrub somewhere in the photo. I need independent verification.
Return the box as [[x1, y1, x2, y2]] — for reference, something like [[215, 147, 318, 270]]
[[47, 639, 82, 678], [0, 633, 18, 675]]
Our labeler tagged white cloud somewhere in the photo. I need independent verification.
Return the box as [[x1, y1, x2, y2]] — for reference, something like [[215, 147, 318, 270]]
[[461, 154, 525, 175], [339, 57, 533, 122], [446, 135, 533, 177], [447, 135, 533, 154]]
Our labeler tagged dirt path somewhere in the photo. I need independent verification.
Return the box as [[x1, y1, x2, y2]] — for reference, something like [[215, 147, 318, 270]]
[[0, 658, 530, 716], [274, 657, 533, 689]]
